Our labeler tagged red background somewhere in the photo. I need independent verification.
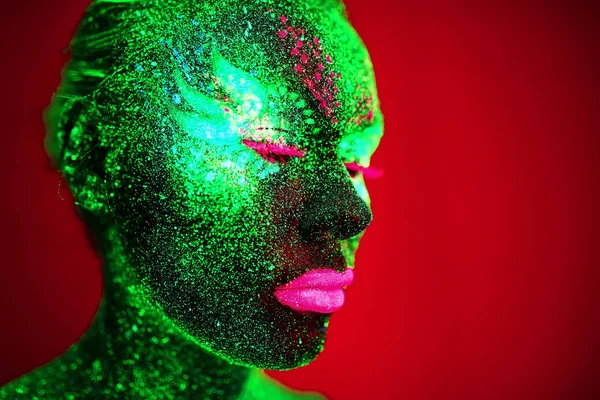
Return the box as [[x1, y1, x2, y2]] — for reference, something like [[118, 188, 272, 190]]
[[1, 1, 599, 399]]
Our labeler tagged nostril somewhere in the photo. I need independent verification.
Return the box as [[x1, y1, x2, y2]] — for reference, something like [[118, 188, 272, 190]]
[[339, 201, 372, 239], [298, 206, 331, 240], [299, 186, 373, 242]]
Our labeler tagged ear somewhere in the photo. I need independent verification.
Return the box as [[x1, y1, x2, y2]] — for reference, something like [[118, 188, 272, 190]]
[[55, 96, 111, 217]]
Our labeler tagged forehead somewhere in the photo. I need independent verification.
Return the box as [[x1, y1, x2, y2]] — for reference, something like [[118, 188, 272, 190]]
[[119, 0, 383, 159]]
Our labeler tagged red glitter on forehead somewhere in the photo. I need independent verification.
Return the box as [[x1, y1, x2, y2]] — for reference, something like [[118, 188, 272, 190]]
[[276, 15, 342, 124], [349, 87, 375, 126]]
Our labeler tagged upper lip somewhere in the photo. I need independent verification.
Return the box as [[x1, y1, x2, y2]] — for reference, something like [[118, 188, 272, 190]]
[[275, 268, 354, 291], [270, 238, 349, 288]]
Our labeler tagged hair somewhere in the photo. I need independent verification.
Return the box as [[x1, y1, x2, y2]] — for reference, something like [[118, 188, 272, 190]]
[[45, 0, 351, 170], [45, 0, 144, 168], [44, 0, 350, 168]]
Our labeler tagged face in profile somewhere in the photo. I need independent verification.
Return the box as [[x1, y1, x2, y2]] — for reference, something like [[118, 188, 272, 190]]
[[56, 0, 383, 371]]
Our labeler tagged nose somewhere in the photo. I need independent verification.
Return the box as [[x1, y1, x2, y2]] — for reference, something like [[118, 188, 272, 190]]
[[299, 166, 373, 241]]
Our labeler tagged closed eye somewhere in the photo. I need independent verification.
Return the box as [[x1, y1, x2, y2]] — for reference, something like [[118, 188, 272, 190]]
[[344, 162, 384, 180], [242, 139, 306, 164]]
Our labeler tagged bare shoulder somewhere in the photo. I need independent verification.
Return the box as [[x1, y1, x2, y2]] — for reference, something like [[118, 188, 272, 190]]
[[240, 370, 326, 400], [0, 356, 96, 400], [0, 367, 63, 399]]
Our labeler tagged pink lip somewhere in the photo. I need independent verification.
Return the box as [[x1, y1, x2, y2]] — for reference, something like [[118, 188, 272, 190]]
[[274, 268, 354, 313]]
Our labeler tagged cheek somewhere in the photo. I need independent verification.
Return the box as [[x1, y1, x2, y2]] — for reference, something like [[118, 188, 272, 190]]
[[130, 176, 280, 310], [149, 147, 287, 286], [167, 140, 281, 221]]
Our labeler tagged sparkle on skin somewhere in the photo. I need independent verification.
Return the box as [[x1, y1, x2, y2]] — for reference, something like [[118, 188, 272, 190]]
[[1, 0, 384, 399]]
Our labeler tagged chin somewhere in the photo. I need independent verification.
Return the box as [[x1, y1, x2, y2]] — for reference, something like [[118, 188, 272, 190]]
[[183, 304, 331, 370], [153, 273, 333, 370], [257, 310, 330, 370], [248, 294, 332, 370]]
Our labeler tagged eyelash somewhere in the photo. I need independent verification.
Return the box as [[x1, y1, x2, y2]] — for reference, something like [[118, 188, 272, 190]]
[[345, 164, 360, 178], [241, 140, 382, 179], [344, 162, 384, 180], [242, 139, 305, 164]]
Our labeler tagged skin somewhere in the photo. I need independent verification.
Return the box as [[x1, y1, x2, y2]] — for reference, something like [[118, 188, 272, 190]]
[[1, 0, 383, 398]]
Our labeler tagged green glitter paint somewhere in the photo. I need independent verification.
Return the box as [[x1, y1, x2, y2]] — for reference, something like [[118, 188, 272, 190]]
[[1, 0, 383, 398]]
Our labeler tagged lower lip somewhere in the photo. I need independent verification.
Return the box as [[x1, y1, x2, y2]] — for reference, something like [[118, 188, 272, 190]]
[[274, 268, 354, 314]]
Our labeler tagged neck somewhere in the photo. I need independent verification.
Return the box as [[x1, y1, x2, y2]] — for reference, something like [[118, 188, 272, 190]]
[[71, 229, 253, 399]]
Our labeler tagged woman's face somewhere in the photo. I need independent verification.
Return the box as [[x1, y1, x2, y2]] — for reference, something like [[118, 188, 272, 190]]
[[78, 0, 383, 369]]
